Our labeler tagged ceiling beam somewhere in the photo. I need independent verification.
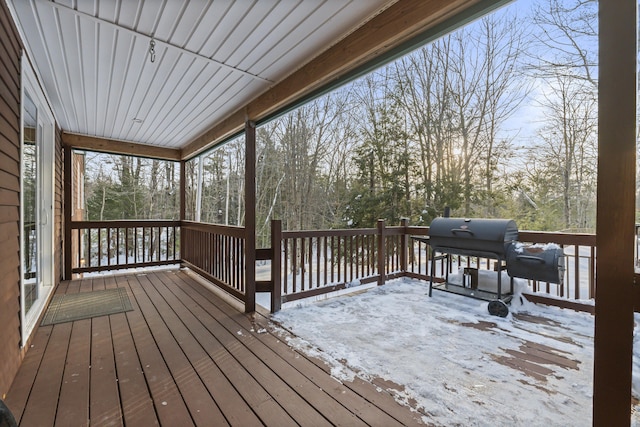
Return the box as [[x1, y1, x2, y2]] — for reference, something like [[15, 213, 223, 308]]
[[62, 132, 181, 161], [46, 0, 273, 84], [182, 0, 482, 158]]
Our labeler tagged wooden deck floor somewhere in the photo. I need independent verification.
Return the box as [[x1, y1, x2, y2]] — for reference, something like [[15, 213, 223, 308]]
[[5, 269, 426, 427]]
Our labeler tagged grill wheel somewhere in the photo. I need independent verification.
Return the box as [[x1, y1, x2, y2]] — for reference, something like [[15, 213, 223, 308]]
[[488, 299, 510, 317]]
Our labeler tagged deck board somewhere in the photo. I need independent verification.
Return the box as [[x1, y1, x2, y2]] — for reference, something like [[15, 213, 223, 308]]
[[109, 309, 157, 427], [154, 272, 334, 426], [4, 325, 52, 424], [90, 315, 123, 427], [114, 274, 192, 427], [54, 319, 90, 427], [20, 322, 72, 427], [6, 269, 426, 426], [126, 274, 228, 427], [173, 271, 418, 426], [172, 273, 378, 425], [143, 273, 292, 426]]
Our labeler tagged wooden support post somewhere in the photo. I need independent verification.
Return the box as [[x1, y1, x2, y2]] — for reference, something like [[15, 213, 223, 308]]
[[179, 160, 186, 267], [63, 144, 72, 280], [271, 220, 282, 313], [400, 218, 409, 274], [594, 0, 636, 423], [244, 120, 256, 313], [377, 219, 385, 286], [179, 160, 186, 222]]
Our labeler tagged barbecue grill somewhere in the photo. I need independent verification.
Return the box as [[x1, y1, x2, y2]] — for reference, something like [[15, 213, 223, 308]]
[[427, 218, 518, 316], [423, 217, 565, 317]]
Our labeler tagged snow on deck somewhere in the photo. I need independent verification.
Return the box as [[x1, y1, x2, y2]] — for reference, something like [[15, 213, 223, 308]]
[[272, 277, 640, 426]]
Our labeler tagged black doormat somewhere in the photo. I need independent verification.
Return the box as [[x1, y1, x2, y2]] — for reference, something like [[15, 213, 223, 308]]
[[41, 288, 133, 326]]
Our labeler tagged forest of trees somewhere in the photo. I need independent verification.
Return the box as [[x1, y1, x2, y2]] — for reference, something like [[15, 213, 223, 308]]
[[80, 0, 604, 248]]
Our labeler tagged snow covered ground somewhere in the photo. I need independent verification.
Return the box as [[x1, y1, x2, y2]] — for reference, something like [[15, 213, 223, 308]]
[[271, 276, 640, 426]]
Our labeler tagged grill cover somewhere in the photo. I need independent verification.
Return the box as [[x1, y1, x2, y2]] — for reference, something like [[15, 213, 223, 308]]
[[429, 218, 518, 258], [506, 243, 565, 284]]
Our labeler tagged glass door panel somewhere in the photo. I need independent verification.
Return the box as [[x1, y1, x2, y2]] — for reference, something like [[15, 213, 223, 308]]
[[22, 92, 39, 315]]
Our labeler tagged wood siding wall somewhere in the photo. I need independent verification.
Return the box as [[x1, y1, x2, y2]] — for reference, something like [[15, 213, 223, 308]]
[[0, 0, 23, 397], [0, 1, 64, 398]]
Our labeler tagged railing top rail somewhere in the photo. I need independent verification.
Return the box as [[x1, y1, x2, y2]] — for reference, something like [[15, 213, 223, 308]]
[[404, 225, 595, 246], [384, 225, 411, 235], [282, 228, 377, 238], [406, 226, 430, 235], [518, 230, 596, 246], [71, 219, 180, 229], [181, 221, 246, 238]]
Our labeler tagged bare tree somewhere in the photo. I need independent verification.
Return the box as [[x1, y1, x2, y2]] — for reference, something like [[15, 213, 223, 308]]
[[530, 75, 597, 229], [531, 0, 597, 87], [392, 11, 527, 218], [528, 0, 598, 230]]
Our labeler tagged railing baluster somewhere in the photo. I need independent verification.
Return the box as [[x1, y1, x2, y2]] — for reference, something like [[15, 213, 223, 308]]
[[115, 227, 120, 265], [590, 246, 596, 299], [303, 238, 308, 289], [574, 244, 580, 300], [292, 238, 298, 293], [323, 236, 328, 286], [338, 235, 342, 282], [284, 238, 289, 293], [142, 227, 146, 262], [329, 236, 334, 284], [316, 237, 321, 288], [76, 229, 81, 270]]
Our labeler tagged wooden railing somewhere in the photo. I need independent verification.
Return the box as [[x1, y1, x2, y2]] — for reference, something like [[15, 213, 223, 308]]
[[264, 219, 408, 311], [275, 221, 401, 298], [180, 221, 247, 302], [66, 219, 599, 314], [70, 220, 180, 274], [263, 220, 598, 313]]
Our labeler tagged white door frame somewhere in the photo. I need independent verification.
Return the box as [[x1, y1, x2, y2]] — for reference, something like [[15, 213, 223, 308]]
[[20, 53, 55, 345]]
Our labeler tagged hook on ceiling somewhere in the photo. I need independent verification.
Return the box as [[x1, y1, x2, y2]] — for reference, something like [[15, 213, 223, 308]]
[[149, 39, 156, 63]]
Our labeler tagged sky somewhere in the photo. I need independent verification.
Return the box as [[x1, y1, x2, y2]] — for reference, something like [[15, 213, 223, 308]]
[[271, 274, 640, 426]]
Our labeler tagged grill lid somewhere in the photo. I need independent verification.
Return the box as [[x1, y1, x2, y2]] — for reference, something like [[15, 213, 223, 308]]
[[429, 217, 518, 258]]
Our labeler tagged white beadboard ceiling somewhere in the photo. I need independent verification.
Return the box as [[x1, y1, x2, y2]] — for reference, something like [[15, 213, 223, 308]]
[[10, 0, 393, 150]]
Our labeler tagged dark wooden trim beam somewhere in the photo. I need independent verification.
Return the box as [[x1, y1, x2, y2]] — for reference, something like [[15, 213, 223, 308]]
[[635, 274, 640, 312], [182, 0, 482, 158], [271, 219, 282, 313], [593, 0, 637, 423], [377, 219, 385, 286], [248, 0, 477, 117], [244, 121, 256, 313], [63, 144, 72, 280], [62, 132, 181, 161], [179, 160, 186, 222]]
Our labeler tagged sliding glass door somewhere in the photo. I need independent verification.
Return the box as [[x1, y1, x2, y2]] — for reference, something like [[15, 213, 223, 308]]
[[21, 56, 54, 343]]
